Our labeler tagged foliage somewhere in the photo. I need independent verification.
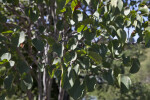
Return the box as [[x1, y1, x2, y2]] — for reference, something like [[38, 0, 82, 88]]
[[84, 47, 150, 100], [0, 0, 150, 100]]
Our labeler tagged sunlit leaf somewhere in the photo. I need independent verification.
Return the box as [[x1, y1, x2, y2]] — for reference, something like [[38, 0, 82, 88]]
[[124, 9, 130, 15], [1, 53, 11, 61], [118, 0, 123, 11], [18, 31, 25, 47]]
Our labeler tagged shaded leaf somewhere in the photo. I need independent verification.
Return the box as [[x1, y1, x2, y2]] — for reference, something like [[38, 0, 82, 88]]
[[41, 35, 55, 46], [130, 58, 140, 74], [68, 79, 85, 100], [32, 38, 45, 51], [99, 44, 107, 58], [0, 94, 5, 100], [64, 51, 77, 63], [53, 43, 64, 57], [144, 30, 150, 45], [88, 51, 102, 64], [4, 74, 13, 90], [67, 37, 78, 50], [16, 61, 30, 74], [85, 76, 96, 92], [103, 69, 114, 85], [23, 74, 33, 90]]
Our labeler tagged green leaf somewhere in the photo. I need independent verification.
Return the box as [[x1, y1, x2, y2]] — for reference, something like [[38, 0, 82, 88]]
[[73, 10, 81, 23], [39, 25, 45, 33], [91, 0, 99, 10], [139, 5, 149, 15], [144, 30, 150, 45], [83, 29, 96, 41], [77, 25, 88, 32], [4, 74, 13, 90], [28, 7, 39, 22], [23, 74, 33, 90], [56, 0, 66, 11], [0, 14, 7, 23], [77, 13, 83, 22], [145, 27, 150, 31], [99, 44, 107, 58], [0, 66, 6, 76], [1, 53, 11, 61], [130, 58, 140, 74], [18, 31, 26, 47], [64, 51, 77, 63], [62, 67, 76, 90], [61, 70, 72, 90], [52, 57, 61, 65], [57, 20, 64, 30], [124, 8, 130, 15], [85, 76, 96, 92], [11, 33, 19, 48], [118, 0, 123, 11], [136, 14, 143, 23], [71, 0, 78, 11], [41, 35, 55, 46], [122, 55, 131, 66], [85, 0, 90, 5], [9, 60, 15, 67], [103, 69, 114, 85], [117, 29, 127, 44], [88, 51, 102, 64], [65, 0, 71, 5], [118, 74, 131, 93], [53, 43, 64, 57], [73, 64, 79, 75], [2, 30, 13, 34], [37, 0, 43, 4], [67, 37, 78, 50], [0, 24, 3, 32], [32, 38, 45, 51], [48, 65, 59, 78], [68, 79, 85, 100], [16, 61, 30, 74], [78, 57, 89, 69], [111, 0, 118, 8], [0, 94, 5, 100], [20, 80, 27, 91]]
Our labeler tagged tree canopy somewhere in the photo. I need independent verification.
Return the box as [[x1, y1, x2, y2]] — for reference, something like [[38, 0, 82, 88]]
[[0, 0, 150, 100]]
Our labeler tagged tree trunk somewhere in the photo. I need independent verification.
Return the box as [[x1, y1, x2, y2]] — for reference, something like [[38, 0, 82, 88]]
[[46, 78, 53, 100], [58, 84, 65, 100], [38, 71, 42, 100], [63, 91, 70, 100]]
